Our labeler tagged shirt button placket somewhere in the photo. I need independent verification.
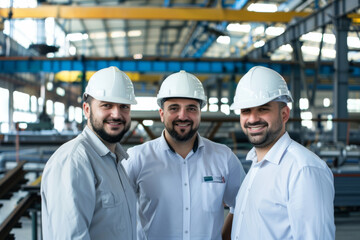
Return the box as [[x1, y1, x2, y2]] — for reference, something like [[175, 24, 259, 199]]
[[182, 159, 190, 240]]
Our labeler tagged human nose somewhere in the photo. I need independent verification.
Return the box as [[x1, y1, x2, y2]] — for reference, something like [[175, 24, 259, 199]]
[[110, 106, 123, 118], [247, 111, 260, 123], [177, 107, 188, 120]]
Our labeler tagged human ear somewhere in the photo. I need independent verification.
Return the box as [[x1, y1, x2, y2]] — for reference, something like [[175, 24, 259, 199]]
[[159, 108, 164, 123], [83, 102, 91, 119]]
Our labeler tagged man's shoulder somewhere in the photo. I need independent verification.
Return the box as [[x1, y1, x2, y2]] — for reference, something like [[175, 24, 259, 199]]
[[127, 137, 162, 154], [285, 139, 328, 169], [47, 134, 90, 164], [200, 136, 232, 151]]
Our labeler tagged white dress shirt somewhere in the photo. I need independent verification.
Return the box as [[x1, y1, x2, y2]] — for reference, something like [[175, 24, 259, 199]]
[[41, 126, 136, 240], [122, 132, 246, 240], [232, 132, 335, 240]]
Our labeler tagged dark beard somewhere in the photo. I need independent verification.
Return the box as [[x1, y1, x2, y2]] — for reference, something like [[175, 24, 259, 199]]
[[244, 120, 282, 148], [166, 120, 198, 142], [90, 114, 130, 143]]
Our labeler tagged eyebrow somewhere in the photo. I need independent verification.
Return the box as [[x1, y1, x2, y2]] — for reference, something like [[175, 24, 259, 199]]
[[260, 103, 271, 107], [167, 103, 180, 108], [187, 104, 198, 108], [167, 103, 198, 108]]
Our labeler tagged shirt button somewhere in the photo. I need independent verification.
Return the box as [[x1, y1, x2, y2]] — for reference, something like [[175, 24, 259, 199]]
[[183, 161, 186, 164], [185, 231, 188, 234], [184, 183, 188, 186], [185, 207, 189, 210]]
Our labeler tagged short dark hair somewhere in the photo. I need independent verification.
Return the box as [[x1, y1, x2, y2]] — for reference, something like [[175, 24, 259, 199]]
[[278, 101, 287, 109], [83, 94, 94, 105], [160, 97, 201, 109]]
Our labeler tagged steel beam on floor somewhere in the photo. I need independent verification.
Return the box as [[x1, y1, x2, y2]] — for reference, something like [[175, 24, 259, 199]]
[[0, 161, 26, 199], [0, 193, 39, 240]]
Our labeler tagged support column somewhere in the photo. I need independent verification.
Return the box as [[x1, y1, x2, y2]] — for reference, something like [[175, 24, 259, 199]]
[[333, 16, 350, 144], [229, 74, 236, 113], [290, 39, 303, 132], [290, 64, 301, 132], [81, 59, 87, 127], [206, 87, 211, 112], [8, 83, 14, 131], [216, 78, 222, 112]]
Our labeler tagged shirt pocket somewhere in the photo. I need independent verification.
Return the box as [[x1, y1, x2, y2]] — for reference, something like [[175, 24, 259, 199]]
[[201, 182, 226, 212], [100, 191, 127, 232], [101, 191, 123, 208]]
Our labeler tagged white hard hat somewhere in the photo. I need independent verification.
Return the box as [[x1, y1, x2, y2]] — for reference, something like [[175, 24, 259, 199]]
[[230, 66, 293, 110], [157, 70, 207, 108], [84, 66, 137, 104]]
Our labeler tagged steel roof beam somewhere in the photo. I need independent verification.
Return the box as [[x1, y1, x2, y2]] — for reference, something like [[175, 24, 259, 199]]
[[0, 57, 360, 81], [0, 6, 312, 22], [246, 0, 360, 59]]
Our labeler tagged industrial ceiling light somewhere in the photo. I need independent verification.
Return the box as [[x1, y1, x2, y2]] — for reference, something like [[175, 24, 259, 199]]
[[227, 23, 251, 33], [300, 32, 336, 44], [247, 3, 277, 13], [128, 30, 142, 37], [279, 44, 293, 52], [265, 26, 285, 36], [254, 40, 265, 48], [111, 31, 126, 38], [66, 33, 88, 42], [89, 32, 107, 39], [133, 53, 143, 59], [216, 36, 230, 45]]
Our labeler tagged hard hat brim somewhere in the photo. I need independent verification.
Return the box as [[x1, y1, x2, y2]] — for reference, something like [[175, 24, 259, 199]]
[[85, 93, 137, 105], [230, 96, 287, 110]]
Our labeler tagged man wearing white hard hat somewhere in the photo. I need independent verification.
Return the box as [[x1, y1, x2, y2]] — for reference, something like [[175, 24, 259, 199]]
[[41, 66, 137, 240], [122, 70, 246, 240], [230, 66, 335, 240]]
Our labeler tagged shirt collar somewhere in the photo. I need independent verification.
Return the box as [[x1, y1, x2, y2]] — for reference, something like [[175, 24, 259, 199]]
[[160, 130, 203, 153], [246, 132, 292, 165], [82, 126, 129, 161]]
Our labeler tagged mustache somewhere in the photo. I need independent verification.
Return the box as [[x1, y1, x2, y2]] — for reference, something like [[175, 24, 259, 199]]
[[104, 118, 126, 124], [244, 121, 267, 128], [173, 120, 193, 124]]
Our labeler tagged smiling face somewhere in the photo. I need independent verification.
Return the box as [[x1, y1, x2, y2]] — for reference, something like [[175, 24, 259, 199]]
[[240, 101, 290, 151], [83, 98, 131, 144], [160, 98, 201, 143]]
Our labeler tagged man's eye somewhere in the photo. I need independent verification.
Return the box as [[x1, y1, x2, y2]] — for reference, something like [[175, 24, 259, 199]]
[[241, 109, 249, 114], [169, 107, 178, 111]]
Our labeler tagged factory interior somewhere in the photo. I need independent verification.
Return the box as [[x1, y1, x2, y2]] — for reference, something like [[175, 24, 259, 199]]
[[0, 0, 359, 239]]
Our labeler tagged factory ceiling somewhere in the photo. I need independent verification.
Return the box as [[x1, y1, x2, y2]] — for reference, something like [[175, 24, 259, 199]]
[[1, 0, 359, 61], [0, 0, 360, 107]]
